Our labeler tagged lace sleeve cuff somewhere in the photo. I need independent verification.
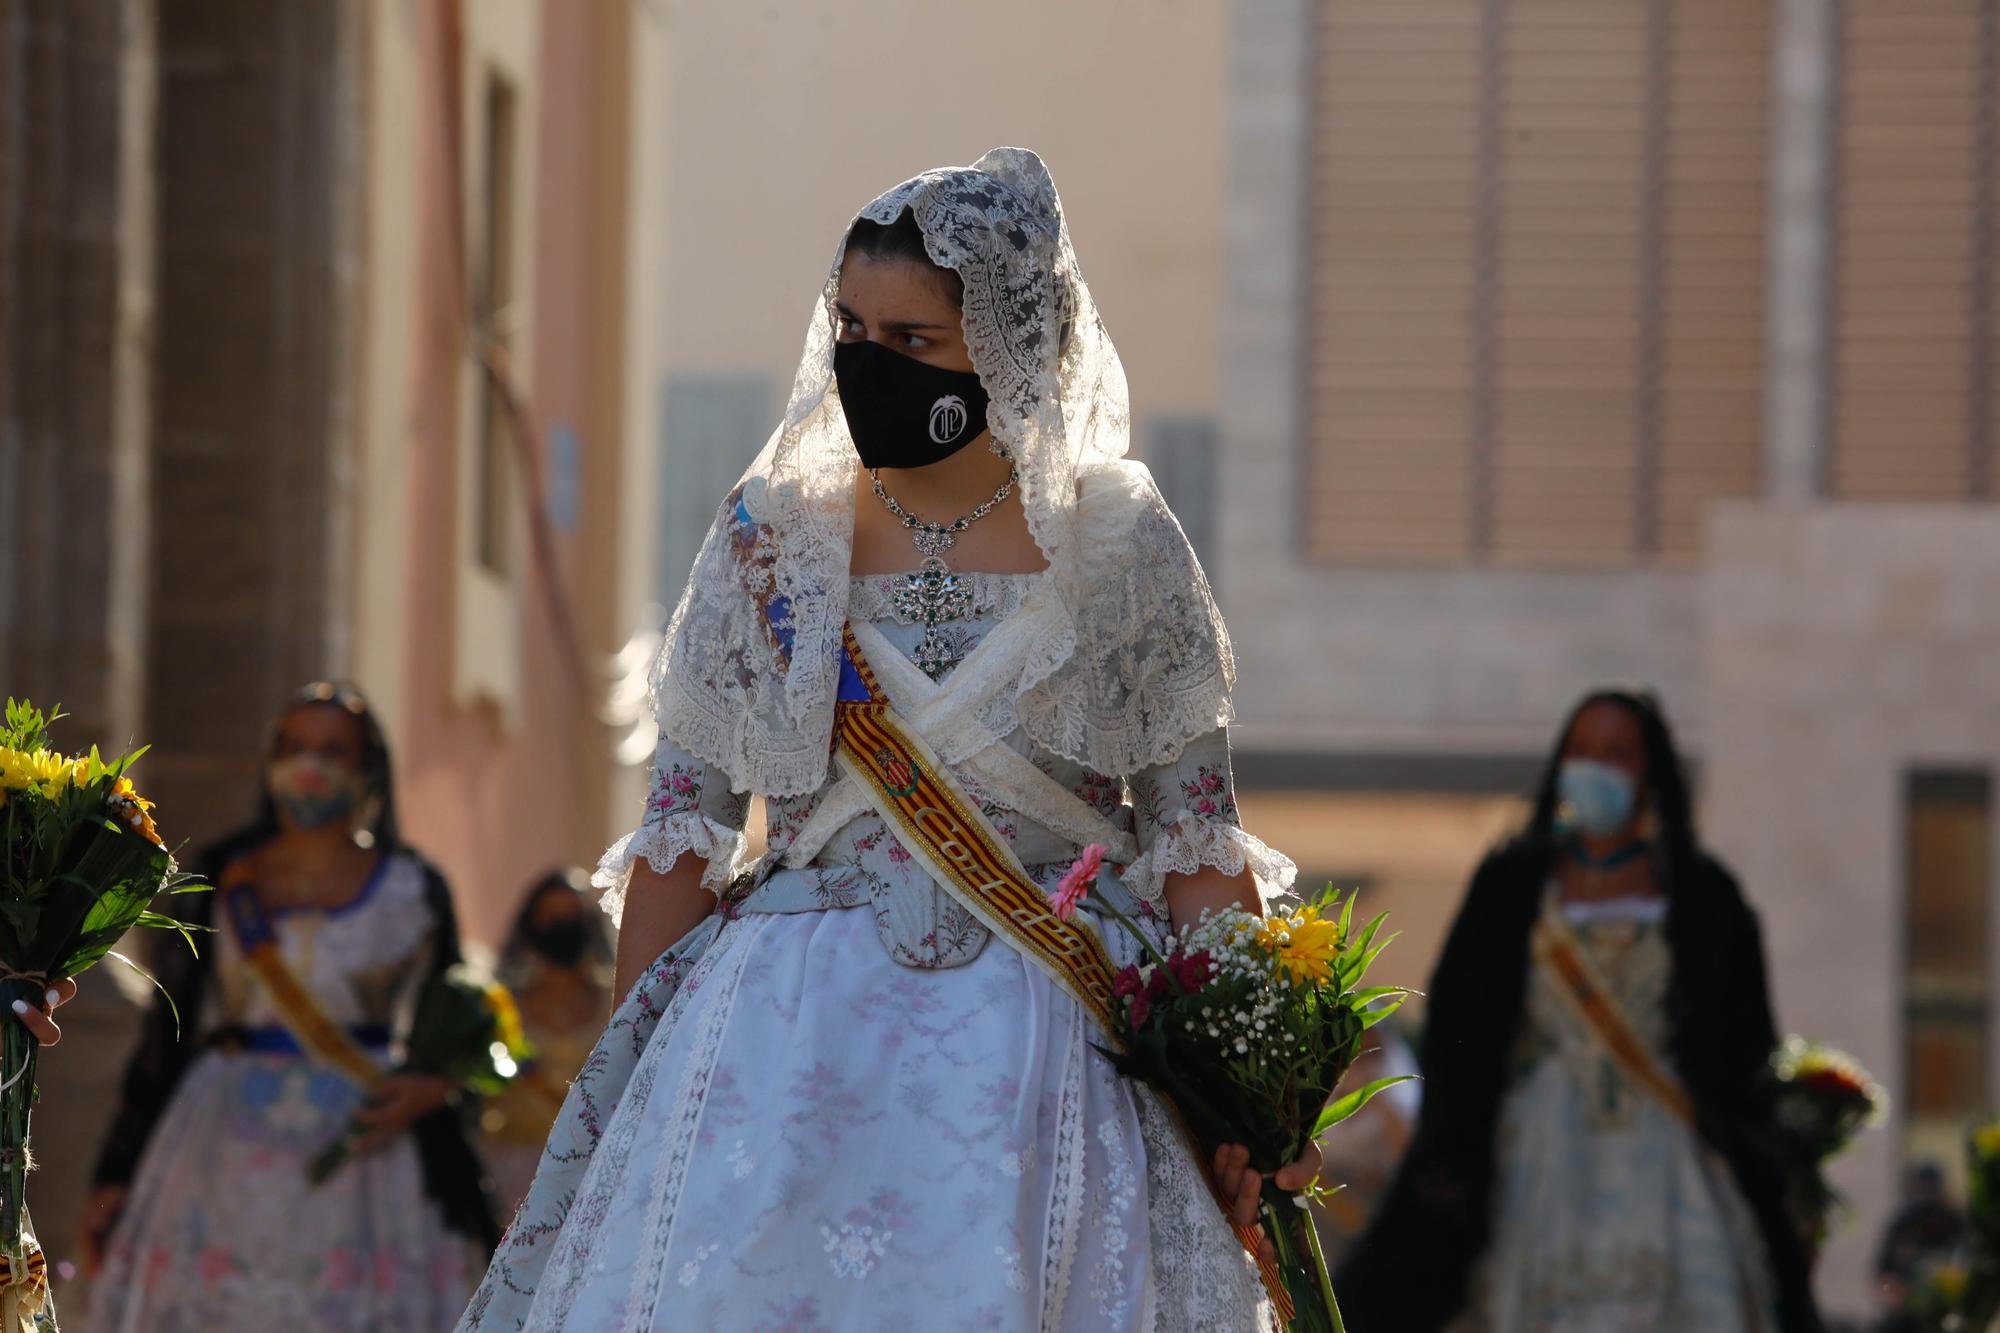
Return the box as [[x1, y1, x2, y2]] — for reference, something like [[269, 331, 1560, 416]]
[[592, 811, 748, 925], [1120, 816, 1298, 908]]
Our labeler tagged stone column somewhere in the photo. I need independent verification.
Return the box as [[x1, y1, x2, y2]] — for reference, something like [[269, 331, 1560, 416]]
[[0, 0, 156, 750], [0, 0, 157, 1306], [145, 0, 364, 844]]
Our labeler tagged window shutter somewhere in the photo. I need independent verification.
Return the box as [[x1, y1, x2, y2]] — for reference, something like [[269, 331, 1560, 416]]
[[1832, 2, 1996, 500], [1305, 0, 1769, 566]]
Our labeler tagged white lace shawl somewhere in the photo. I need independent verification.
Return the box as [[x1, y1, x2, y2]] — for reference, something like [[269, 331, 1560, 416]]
[[649, 148, 1234, 796]]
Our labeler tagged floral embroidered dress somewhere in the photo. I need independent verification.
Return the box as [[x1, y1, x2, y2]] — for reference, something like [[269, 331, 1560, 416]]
[[458, 568, 1295, 1333], [461, 147, 1299, 1332], [1467, 893, 1777, 1332], [91, 853, 482, 1333]]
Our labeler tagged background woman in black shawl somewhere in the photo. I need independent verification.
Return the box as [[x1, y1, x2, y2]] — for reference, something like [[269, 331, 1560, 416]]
[[82, 682, 496, 1331], [1338, 687, 1820, 1332]]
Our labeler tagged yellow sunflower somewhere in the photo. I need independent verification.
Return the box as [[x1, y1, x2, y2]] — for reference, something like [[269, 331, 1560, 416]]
[[1259, 905, 1345, 986], [0, 746, 73, 800], [1976, 1122, 2000, 1159]]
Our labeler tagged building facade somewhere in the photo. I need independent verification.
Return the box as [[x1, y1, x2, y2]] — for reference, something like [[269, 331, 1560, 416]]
[[0, 0, 663, 1309], [1228, 0, 2000, 1314]]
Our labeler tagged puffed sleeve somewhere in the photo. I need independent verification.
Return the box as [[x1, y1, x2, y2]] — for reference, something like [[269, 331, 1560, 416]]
[[592, 728, 753, 921], [1120, 727, 1297, 908]]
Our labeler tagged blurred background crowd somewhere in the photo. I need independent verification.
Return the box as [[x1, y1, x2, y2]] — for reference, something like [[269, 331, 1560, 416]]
[[3, 0, 1998, 1326]]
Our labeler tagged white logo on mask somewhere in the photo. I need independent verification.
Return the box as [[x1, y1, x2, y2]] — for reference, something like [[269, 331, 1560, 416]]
[[929, 395, 968, 445]]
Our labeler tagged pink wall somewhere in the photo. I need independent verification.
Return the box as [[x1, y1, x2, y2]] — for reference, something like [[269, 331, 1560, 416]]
[[388, 0, 627, 950]]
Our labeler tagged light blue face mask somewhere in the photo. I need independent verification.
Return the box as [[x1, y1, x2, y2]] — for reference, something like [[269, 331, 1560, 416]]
[[1557, 759, 1639, 837]]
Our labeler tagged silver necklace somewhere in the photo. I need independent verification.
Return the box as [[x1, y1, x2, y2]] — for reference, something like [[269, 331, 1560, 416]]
[[870, 465, 1018, 559]]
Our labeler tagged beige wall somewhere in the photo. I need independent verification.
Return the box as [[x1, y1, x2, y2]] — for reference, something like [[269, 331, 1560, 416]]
[[351, 0, 651, 947], [648, 0, 1229, 417], [1238, 789, 1529, 1021], [1700, 503, 2000, 1315]]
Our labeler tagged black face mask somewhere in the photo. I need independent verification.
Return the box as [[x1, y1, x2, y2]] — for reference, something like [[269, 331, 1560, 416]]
[[527, 918, 589, 967], [833, 338, 990, 470]]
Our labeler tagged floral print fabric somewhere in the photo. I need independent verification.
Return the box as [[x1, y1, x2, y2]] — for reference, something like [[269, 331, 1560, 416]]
[[90, 855, 480, 1332], [1469, 896, 1777, 1333], [468, 584, 1288, 1331], [596, 573, 1295, 937]]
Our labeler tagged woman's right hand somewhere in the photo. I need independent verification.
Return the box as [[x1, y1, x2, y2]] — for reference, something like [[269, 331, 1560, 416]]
[[80, 1183, 127, 1278], [9, 978, 77, 1046]]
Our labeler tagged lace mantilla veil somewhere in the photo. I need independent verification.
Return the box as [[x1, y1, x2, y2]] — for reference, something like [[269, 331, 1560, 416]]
[[651, 147, 1236, 797]]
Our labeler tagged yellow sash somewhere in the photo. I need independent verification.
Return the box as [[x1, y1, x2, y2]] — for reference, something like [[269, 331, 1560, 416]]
[[1530, 906, 1697, 1127], [218, 863, 384, 1089], [834, 625, 1293, 1318]]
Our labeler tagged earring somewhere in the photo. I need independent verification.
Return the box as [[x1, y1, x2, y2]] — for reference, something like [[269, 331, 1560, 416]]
[[989, 438, 1013, 460]]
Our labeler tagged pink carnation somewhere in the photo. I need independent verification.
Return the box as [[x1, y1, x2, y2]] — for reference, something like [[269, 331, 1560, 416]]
[[1170, 950, 1213, 994], [1049, 843, 1107, 921]]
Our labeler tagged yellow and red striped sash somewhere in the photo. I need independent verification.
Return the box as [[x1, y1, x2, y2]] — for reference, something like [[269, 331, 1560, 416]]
[[219, 863, 384, 1089], [834, 624, 1293, 1318]]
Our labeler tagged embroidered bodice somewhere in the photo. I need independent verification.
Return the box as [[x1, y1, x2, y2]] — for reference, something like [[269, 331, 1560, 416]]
[[207, 852, 441, 1035], [597, 570, 1292, 968], [1511, 894, 1673, 1128]]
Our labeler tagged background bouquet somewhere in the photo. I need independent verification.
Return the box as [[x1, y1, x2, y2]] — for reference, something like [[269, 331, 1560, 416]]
[[1758, 1036, 1886, 1248], [308, 964, 532, 1183], [1055, 852, 1406, 1333], [1946, 1120, 2000, 1332], [0, 698, 201, 1328], [1885, 1120, 2000, 1333]]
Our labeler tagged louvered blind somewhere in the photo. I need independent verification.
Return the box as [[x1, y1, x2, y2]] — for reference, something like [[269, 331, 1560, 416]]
[[1306, 0, 1769, 565], [1308, 0, 1482, 565], [1832, 2, 1996, 500], [1658, 2, 1769, 554], [1487, 1, 1647, 566]]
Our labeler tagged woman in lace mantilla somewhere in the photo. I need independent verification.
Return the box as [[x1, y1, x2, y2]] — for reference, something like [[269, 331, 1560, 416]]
[[458, 148, 1300, 1333]]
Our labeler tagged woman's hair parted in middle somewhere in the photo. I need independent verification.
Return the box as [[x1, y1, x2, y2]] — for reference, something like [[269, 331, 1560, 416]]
[[845, 210, 965, 306]]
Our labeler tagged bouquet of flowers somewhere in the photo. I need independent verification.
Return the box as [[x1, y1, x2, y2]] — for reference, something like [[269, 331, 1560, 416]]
[[1951, 1120, 2000, 1332], [1758, 1036, 1886, 1247], [1050, 848, 1407, 1333], [0, 701, 201, 1269], [1901, 1262, 1971, 1333], [308, 964, 531, 1183]]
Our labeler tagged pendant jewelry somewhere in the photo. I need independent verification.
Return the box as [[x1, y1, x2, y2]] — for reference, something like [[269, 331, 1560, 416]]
[[871, 465, 1018, 559], [891, 557, 975, 680]]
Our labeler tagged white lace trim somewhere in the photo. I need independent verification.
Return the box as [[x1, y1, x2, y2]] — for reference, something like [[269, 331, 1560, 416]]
[[620, 920, 758, 1332], [1121, 818, 1297, 908], [593, 811, 748, 924], [1041, 1016, 1088, 1331], [520, 922, 747, 1329], [1133, 1092, 1280, 1332]]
